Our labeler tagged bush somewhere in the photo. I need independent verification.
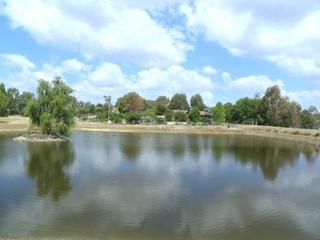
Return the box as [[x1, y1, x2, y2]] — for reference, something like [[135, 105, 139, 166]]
[[156, 116, 166, 124], [95, 112, 107, 121], [141, 116, 154, 124], [111, 113, 123, 123], [165, 109, 174, 122], [174, 111, 188, 122], [188, 107, 202, 123], [125, 112, 141, 124]]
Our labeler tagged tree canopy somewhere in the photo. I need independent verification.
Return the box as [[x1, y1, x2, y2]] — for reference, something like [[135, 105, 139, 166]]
[[0, 83, 9, 117], [190, 94, 206, 111], [212, 102, 225, 124], [116, 92, 145, 113], [169, 93, 190, 110], [24, 77, 75, 137]]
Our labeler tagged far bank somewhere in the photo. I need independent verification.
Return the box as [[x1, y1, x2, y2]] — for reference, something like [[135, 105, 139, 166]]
[[1, 116, 319, 148]]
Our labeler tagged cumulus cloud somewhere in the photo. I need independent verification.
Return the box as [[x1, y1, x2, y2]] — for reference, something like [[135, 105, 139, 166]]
[[1, 0, 191, 68], [180, 0, 320, 78], [226, 75, 284, 93], [0, 54, 35, 70], [202, 65, 218, 75], [74, 63, 215, 104]]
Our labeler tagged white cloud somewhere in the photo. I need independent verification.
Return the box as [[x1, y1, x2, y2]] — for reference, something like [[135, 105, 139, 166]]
[[222, 72, 232, 83], [202, 65, 217, 75], [226, 75, 284, 93], [1, 0, 191, 68], [0, 54, 35, 70], [74, 63, 215, 105], [286, 90, 320, 108], [181, 0, 320, 78]]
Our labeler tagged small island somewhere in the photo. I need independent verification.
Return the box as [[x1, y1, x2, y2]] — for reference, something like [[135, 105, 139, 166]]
[[13, 77, 75, 142]]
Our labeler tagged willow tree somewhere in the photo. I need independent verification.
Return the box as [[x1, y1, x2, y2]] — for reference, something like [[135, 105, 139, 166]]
[[25, 77, 75, 137]]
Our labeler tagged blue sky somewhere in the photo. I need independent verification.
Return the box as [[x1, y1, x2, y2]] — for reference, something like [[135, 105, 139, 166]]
[[0, 0, 319, 108]]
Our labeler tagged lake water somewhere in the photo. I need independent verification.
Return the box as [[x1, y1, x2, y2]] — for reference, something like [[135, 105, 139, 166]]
[[0, 131, 320, 239]]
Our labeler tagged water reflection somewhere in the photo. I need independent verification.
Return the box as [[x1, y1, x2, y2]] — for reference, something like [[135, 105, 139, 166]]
[[211, 135, 313, 181], [119, 133, 142, 161], [0, 135, 5, 166], [0, 132, 320, 239], [25, 142, 74, 201]]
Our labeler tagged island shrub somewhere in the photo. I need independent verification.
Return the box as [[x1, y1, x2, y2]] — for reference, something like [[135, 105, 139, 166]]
[[24, 77, 75, 137]]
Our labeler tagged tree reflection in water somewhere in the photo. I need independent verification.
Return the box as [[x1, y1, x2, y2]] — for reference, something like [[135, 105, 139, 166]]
[[0, 135, 5, 166], [212, 135, 318, 181], [25, 141, 74, 201]]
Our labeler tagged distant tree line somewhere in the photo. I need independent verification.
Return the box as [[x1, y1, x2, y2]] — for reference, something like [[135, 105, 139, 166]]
[[0, 79, 319, 130]]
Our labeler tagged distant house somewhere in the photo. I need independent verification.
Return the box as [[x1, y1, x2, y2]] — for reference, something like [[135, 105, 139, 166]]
[[200, 111, 212, 121]]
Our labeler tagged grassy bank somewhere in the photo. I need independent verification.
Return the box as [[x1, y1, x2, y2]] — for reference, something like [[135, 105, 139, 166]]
[[1, 117, 319, 148]]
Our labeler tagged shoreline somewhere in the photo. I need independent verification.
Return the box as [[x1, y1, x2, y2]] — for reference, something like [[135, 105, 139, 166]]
[[1, 117, 319, 147], [75, 123, 320, 148]]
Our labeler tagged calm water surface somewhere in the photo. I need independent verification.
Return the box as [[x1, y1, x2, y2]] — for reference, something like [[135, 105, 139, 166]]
[[0, 131, 320, 239]]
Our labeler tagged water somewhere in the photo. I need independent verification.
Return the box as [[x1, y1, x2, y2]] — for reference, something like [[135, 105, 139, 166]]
[[0, 131, 320, 239]]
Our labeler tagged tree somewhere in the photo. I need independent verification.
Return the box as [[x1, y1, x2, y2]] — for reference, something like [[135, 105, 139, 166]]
[[279, 100, 301, 128], [231, 97, 262, 124], [116, 92, 145, 113], [7, 87, 20, 115], [155, 96, 169, 115], [190, 94, 206, 111], [18, 91, 34, 115], [212, 102, 225, 124], [224, 102, 233, 123], [24, 77, 75, 136], [174, 111, 188, 122], [300, 109, 316, 129], [169, 93, 190, 110], [261, 85, 282, 126], [188, 107, 202, 122], [0, 83, 9, 117], [165, 109, 174, 122]]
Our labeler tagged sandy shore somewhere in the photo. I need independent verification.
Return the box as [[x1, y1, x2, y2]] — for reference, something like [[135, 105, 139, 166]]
[[1, 116, 319, 147]]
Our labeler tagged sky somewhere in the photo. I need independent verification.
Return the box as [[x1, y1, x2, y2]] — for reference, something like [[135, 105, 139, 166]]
[[0, 0, 319, 108]]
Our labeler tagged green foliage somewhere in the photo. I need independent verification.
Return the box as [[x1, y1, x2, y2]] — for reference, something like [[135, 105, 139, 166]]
[[174, 111, 188, 122], [19, 91, 34, 115], [213, 102, 225, 124], [190, 94, 206, 111], [141, 116, 154, 124], [40, 112, 54, 135], [188, 107, 202, 122], [111, 113, 123, 123], [156, 116, 166, 124], [260, 85, 282, 126], [125, 112, 141, 124], [300, 109, 317, 129], [0, 83, 9, 117], [24, 77, 75, 136], [143, 108, 157, 119], [169, 93, 190, 110], [155, 96, 169, 115], [231, 97, 262, 124], [7, 87, 20, 115], [224, 102, 233, 123], [165, 109, 174, 122], [116, 92, 145, 113]]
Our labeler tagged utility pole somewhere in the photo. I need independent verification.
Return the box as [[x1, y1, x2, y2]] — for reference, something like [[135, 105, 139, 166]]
[[104, 96, 112, 121]]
